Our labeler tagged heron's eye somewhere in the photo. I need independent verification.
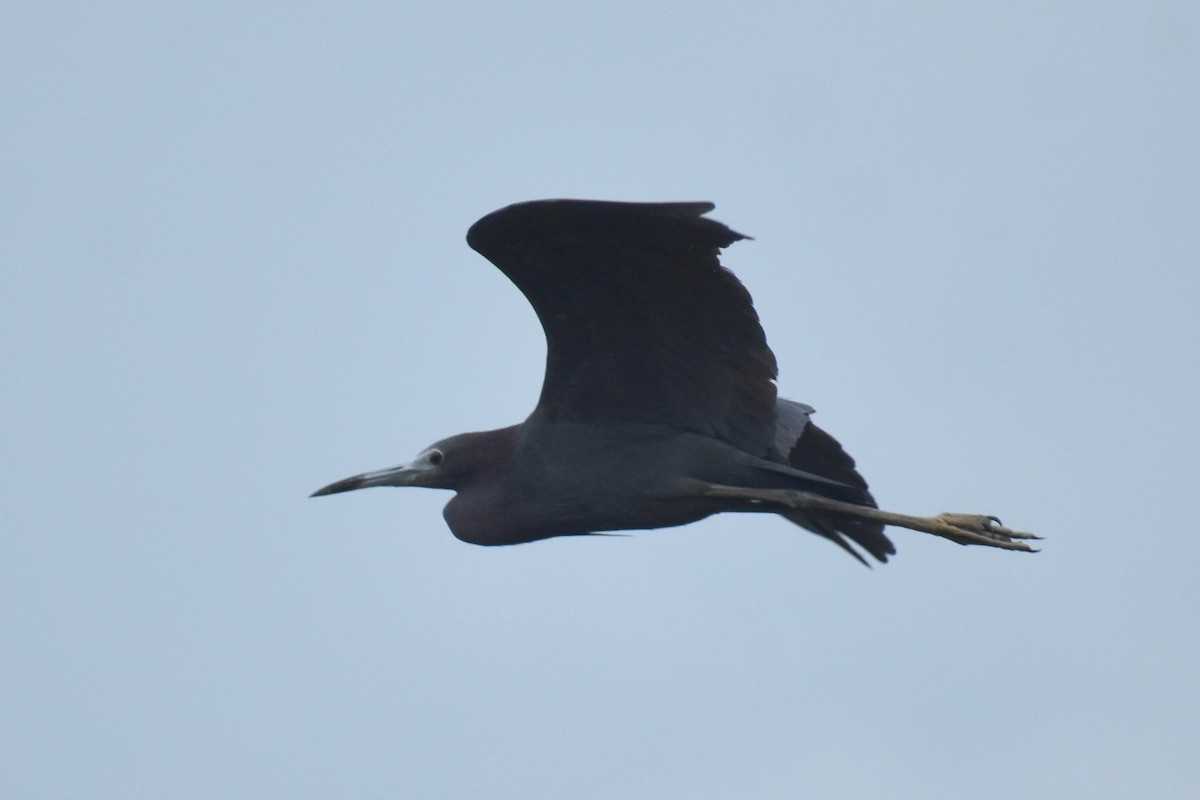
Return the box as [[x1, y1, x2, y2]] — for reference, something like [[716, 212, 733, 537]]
[[427, 450, 444, 466]]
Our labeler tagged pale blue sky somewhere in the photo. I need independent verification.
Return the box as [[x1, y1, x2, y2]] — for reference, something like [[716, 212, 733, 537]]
[[4, 2, 1199, 798]]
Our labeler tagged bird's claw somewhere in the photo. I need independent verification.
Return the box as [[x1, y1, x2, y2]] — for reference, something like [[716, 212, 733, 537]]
[[932, 513, 1041, 551]]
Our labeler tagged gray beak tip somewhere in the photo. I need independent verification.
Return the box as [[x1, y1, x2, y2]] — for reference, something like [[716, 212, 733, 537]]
[[310, 463, 423, 498], [310, 476, 367, 497]]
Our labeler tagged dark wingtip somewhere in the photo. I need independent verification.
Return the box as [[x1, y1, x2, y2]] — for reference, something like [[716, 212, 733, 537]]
[[466, 199, 746, 255]]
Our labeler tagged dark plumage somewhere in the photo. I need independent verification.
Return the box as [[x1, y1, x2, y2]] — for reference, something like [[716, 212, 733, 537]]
[[313, 200, 1039, 563]]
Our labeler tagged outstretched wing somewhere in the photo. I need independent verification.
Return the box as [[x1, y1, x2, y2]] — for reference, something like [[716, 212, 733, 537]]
[[466, 199, 779, 456]]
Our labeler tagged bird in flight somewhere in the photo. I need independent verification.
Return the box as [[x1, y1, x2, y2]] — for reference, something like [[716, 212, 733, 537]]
[[313, 200, 1038, 564]]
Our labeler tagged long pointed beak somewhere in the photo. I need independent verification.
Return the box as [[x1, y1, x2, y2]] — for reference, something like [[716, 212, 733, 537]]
[[310, 463, 423, 497]]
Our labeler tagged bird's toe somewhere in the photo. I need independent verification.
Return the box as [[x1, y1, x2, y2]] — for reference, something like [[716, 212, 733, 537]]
[[933, 513, 1041, 550]]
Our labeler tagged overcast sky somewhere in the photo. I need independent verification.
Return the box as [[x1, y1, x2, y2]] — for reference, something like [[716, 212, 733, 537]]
[[4, 2, 1199, 798]]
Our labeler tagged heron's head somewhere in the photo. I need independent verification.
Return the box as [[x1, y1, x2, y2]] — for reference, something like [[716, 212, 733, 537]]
[[310, 444, 450, 497], [310, 427, 517, 498]]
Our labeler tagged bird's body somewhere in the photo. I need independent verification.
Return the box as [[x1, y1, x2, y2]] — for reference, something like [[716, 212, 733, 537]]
[[313, 200, 1038, 563], [438, 412, 863, 546], [442, 422, 721, 546]]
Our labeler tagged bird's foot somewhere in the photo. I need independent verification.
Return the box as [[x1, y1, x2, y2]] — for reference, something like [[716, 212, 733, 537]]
[[927, 513, 1041, 551], [698, 483, 1041, 553]]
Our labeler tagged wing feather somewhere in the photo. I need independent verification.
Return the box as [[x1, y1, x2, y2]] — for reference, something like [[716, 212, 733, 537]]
[[466, 200, 779, 456]]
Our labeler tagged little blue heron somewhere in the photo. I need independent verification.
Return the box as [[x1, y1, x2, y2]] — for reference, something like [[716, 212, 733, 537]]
[[312, 200, 1038, 563]]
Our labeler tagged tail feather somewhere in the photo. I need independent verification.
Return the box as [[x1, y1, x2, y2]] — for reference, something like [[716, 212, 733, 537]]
[[783, 419, 896, 564]]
